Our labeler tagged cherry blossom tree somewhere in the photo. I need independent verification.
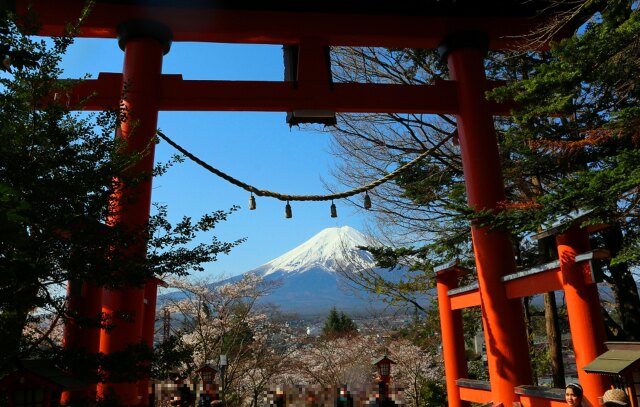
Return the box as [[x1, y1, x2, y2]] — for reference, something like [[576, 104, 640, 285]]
[[387, 339, 445, 407], [286, 335, 378, 388], [277, 333, 443, 407], [160, 274, 298, 407]]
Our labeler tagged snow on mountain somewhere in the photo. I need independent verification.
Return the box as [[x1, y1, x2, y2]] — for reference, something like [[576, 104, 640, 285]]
[[160, 226, 406, 316], [252, 226, 376, 276], [236, 226, 394, 315]]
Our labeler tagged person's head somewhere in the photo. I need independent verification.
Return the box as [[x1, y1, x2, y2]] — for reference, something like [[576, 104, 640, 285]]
[[566, 383, 584, 407], [602, 389, 630, 407]]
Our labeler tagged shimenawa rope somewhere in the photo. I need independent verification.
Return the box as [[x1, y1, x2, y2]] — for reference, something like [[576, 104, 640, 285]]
[[156, 130, 452, 202]]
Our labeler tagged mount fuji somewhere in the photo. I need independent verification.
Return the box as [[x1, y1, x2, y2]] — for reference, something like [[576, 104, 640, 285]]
[[225, 226, 395, 316]]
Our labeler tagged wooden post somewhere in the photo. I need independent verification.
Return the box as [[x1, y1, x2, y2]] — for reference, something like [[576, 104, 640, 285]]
[[556, 225, 608, 406], [439, 31, 532, 406], [97, 20, 171, 405], [436, 264, 470, 407]]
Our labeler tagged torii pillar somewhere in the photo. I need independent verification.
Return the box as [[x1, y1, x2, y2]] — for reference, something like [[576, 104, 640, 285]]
[[97, 20, 172, 405], [436, 263, 470, 407], [556, 225, 609, 405], [439, 31, 533, 406], [61, 281, 103, 404]]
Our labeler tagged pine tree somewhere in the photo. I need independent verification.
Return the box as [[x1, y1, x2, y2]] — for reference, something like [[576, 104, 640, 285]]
[[321, 307, 358, 337], [489, 0, 640, 339]]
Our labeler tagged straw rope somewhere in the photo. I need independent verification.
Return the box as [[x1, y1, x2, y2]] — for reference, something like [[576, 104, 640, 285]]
[[156, 130, 452, 202]]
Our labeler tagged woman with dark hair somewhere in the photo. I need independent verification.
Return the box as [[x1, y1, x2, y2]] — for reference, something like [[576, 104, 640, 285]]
[[565, 383, 584, 407]]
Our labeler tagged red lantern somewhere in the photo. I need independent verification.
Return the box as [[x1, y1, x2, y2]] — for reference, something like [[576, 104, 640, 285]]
[[195, 363, 219, 398], [372, 355, 396, 383]]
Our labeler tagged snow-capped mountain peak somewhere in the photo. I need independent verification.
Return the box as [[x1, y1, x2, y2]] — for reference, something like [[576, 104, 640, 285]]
[[159, 226, 404, 316], [256, 226, 376, 275]]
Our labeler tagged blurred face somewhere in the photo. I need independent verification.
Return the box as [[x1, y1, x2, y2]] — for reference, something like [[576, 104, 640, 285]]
[[565, 388, 582, 407]]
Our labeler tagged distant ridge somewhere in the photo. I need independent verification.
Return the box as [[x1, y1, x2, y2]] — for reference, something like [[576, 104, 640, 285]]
[[160, 226, 408, 316], [228, 226, 405, 316]]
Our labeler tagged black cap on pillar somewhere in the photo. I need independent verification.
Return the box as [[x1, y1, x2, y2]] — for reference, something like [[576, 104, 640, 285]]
[[437, 31, 489, 62], [117, 19, 173, 55]]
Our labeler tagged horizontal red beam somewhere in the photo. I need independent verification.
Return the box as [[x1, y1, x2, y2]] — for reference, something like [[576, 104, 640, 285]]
[[59, 73, 514, 114], [459, 386, 492, 404], [18, 0, 549, 49], [450, 270, 564, 311], [450, 290, 481, 310], [161, 78, 462, 113], [505, 268, 563, 299], [518, 395, 567, 407], [449, 253, 602, 310]]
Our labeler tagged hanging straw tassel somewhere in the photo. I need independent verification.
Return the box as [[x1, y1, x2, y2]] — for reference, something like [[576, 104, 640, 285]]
[[285, 201, 292, 218], [364, 192, 372, 210], [330, 201, 337, 218], [248, 194, 256, 210]]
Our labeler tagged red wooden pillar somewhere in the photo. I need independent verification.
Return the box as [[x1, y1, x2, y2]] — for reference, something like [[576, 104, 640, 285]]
[[439, 31, 532, 406], [436, 265, 470, 407], [138, 278, 163, 405], [556, 225, 609, 406], [61, 281, 103, 404], [97, 20, 171, 405]]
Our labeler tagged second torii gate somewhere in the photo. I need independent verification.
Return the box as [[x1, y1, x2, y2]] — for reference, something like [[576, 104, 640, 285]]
[[15, 1, 607, 406]]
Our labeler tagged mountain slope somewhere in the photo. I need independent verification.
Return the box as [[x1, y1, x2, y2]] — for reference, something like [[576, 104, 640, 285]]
[[245, 226, 385, 315], [252, 226, 376, 276], [160, 226, 406, 316]]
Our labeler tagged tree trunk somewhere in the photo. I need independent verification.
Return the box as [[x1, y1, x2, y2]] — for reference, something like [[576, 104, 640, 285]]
[[543, 292, 565, 388], [538, 236, 565, 388], [522, 296, 538, 385], [602, 223, 640, 341]]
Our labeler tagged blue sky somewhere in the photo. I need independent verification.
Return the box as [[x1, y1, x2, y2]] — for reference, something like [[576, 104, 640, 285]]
[[60, 38, 369, 279]]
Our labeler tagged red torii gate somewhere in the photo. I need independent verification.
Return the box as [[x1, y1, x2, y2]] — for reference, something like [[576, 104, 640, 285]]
[[436, 215, 611, 407], [15, 1, 608, 406]]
